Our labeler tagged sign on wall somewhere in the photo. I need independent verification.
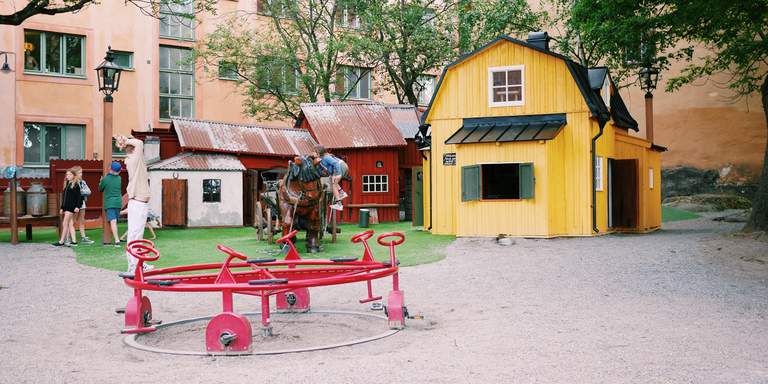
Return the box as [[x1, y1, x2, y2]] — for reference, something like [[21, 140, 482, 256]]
[[443, 153, 456, 166]]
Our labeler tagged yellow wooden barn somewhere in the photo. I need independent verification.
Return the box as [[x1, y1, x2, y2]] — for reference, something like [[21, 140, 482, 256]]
[[417, 33, 666, 237]]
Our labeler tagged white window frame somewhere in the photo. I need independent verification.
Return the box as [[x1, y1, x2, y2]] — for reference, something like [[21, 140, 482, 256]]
[[112, 50, 134, 70], [336, 5, 360, 29], [416, 74, 436, 106], [595, 156, 604, 191], [649, 168, 654, 189], [159, 0, 195, 41], [159, 45, 195, 121], [488, 65, 524, 107], [337, 65, 371, 100], [362, 174, 388, 193]]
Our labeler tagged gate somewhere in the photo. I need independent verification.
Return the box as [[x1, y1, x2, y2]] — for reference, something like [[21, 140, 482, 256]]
[[610, 159, 638, 229]]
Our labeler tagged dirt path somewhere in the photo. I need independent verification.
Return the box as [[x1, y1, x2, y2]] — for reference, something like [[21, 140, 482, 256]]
[[1, 218, 766, 383]]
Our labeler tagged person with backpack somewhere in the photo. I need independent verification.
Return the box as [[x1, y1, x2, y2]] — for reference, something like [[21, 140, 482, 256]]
[[99, 161, 123, 247], [71, 166, 94, 244]]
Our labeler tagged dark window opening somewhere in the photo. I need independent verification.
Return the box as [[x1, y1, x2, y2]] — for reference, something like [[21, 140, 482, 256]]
[[203, 179, 221, 202], [482, 163, 520, 199]]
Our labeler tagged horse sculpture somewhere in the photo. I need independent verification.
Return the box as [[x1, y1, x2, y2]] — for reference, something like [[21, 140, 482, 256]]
[[278, 156, 324, 253]]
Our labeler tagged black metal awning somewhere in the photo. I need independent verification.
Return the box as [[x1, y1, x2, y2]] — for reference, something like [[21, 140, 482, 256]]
[[445, 114, 567, 144]]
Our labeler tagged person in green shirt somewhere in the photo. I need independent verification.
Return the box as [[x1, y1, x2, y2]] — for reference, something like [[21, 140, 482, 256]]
[[99, 161, 123, 247]]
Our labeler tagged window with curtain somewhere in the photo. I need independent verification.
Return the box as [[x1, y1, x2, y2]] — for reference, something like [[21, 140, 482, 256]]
[[24, 30, 85, 76], [159, 46, 195, 120]]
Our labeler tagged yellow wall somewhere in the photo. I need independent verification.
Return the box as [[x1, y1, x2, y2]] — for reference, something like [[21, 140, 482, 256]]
[[424, 39, 595, 237], [423, 38, 662, 237]]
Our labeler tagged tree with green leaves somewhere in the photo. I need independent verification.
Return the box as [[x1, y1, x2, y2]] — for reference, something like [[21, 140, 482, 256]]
[[349, 0, 543, 106], [198, 0, 367, 120], [0, 0, 215, 26], [567, 0, 768, 231]]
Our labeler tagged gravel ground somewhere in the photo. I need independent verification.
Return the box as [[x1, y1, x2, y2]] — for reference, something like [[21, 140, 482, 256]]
[[0, 218, 766, 383]]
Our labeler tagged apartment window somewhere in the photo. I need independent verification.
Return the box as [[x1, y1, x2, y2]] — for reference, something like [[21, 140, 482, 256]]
[[462, 163, 534, 201], [203, 179, 222, 202], [257, 58, 298, 93], [488, 65, 524, 107], [649, 168, 654, 189], [336, 65, 370, 100], [335, 5, 360, 29], [160, 0, 195, 40], [112, 51, 134, 70], [416, 75, 436, 106], [257, 0, 291, 18], [23, 123, 85, 165], [159, 46, 194, 120], [595, 156, 604, 191], [362, 175, 388, 193], [24, 30, 85, 77], [218, 61, 238, 80]]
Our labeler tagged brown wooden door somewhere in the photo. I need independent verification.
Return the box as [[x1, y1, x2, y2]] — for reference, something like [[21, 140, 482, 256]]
[[162, 179, 187, 227], [610, 159, 638, 228], [243, 170, 258, 227]]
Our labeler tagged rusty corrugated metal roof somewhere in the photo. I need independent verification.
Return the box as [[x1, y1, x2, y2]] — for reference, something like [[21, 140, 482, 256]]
[[148, 153, 246, 171], [172, 118, 317, 157], [385, 104, 421, 139], [299, 102, 406, 149]]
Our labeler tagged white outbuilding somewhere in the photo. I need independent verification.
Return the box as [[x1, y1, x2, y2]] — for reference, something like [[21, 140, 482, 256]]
[[148, 152, 246, 227]]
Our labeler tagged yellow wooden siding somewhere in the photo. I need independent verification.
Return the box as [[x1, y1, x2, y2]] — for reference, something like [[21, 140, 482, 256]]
[[593, 121, 616, 233], [546, 112, 597, 236], [427, 40, 590, 122], [614, 133, 662, 231]]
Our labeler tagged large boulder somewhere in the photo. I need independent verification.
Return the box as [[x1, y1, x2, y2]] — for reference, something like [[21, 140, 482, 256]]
[[662, 167, 718, 199]]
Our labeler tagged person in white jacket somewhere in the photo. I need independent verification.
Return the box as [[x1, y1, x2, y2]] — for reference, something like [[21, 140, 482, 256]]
[[114, 135, 153, 273]]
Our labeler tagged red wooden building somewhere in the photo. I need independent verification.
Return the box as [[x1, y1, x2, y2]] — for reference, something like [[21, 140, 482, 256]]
[[134, 118, 317, 226], [385, 104, 425, 225], [295, 102, 407, 223]]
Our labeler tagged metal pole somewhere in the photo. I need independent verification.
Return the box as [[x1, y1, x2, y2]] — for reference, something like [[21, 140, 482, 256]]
[[10, 175, 18, 244], [102, 95, 114, 244], [645, 91, 654, 143]]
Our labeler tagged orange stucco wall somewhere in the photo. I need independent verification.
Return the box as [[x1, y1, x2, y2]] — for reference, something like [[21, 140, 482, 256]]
[[0, 1, 402, 168]]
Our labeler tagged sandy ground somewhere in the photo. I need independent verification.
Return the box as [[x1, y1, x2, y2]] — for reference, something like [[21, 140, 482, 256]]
[[1, 217, 767, 383]]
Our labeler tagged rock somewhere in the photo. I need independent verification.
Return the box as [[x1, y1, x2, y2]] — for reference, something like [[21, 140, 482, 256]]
[[712, 209, 750, 223], [662, 167, 718, 199], [663, 194, 752, 212], [497, 237, 515, 246]]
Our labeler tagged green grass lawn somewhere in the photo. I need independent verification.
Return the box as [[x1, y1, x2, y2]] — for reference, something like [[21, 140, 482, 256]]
[[662, 206, 700, 222], [0, 222, 454, 271]]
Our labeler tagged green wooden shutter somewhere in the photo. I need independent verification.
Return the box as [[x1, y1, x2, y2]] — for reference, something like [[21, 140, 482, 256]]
[[519, 163, 534, 199], [461, 165, 481, 201]]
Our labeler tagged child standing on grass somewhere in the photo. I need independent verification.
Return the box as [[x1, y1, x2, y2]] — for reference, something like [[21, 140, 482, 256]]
[[72, 166, 94, 244], [53, 168, 83, 247], [99, 161, 123, 247]]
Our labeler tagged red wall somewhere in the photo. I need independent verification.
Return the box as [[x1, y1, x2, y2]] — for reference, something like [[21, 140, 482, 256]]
[[398, 139, 423, 168], [334, 148, 400, 223]]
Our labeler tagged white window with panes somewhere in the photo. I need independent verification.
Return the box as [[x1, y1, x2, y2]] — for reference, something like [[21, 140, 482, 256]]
[[159, 46, 194, 120], [416, 75, 436, 106], [23, 30, 85, 77], [335, 5, 360, 28], [112, 51, 134, 70], [257, 58, 298, 94], [488, 65, 524, 107], [23, 123, 85, 165], [160, 1, 195, 40], [362, 175, 388, 193], [336, 65, 371, 100]]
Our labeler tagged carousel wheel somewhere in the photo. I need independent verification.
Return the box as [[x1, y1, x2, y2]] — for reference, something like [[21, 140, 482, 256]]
[[205, 313, 253, 353]]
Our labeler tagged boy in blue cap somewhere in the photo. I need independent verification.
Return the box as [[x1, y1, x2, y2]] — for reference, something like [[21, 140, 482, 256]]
[[99, 161, 123, 247]]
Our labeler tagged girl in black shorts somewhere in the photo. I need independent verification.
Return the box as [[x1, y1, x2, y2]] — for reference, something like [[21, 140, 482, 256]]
[[53, 168, 84, 247]]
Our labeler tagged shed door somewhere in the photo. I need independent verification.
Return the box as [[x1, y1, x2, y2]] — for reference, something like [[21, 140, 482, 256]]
[[610, 159, 638, 228], [243, 170, 258, 227], [412, 167, 424, 226], [162, 179, 187, 227]]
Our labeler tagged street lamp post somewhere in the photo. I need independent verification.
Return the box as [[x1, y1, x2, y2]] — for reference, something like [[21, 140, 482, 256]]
[[639, 65, 659, 142], [95, 47, 123, 245]]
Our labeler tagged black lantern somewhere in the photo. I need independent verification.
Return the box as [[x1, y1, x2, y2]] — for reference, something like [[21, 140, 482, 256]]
[[639, 65, 659, 94], [95, 46, 122, 100]]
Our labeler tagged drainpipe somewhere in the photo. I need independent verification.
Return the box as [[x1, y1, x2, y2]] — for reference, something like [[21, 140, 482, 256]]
[[591, 120, 607, 233]]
